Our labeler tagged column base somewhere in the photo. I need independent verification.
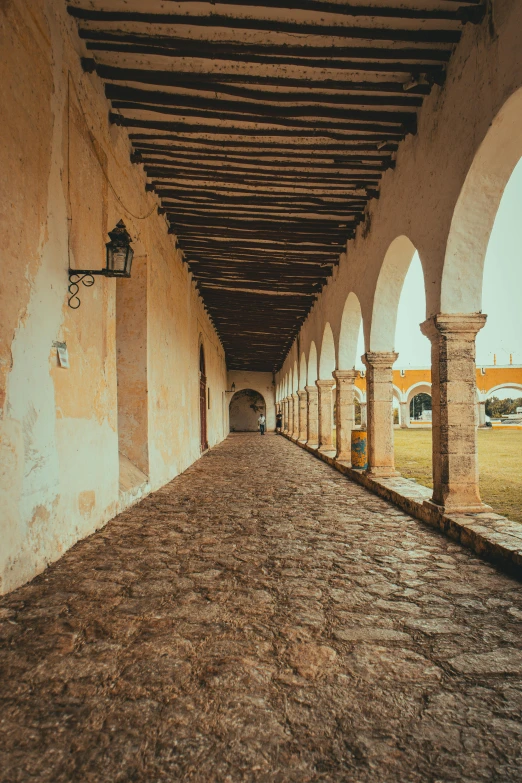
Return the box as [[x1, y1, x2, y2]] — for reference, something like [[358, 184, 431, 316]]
[[335, 451, 351, 463], [365, 467, 401, 478], [423, 499, 493, 515]]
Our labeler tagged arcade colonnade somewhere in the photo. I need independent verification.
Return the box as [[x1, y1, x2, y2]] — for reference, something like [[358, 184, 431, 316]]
[[276, 1, 522, 514]]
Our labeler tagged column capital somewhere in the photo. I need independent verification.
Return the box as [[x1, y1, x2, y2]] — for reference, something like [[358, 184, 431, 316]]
[[291, 392, 299, 399], [298, 389, 307, 400], [305, 385, 318, 394], [362, 351, 398, 370], [316, 378, 335, 390], [420, 313, 487, 342], [333, 369, 359, 382]]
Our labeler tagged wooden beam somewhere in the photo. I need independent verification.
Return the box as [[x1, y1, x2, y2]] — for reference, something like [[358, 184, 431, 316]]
[[98, 66, 433, 95], [106, 86, 418, 124], [67, 8, 462, 43], [90, 41, 448, 74]]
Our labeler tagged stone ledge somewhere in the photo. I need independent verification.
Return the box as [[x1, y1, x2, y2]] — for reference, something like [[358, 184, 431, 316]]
[[281, 433, 522, 578]]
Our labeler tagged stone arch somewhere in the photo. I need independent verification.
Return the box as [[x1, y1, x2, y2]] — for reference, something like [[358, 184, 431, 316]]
[[406, 381, 432, 406], [353, 386, 364, 403], [485, 383, 522, 399], [392, 385, 403, 407], [229, 389, 266, 432], [292, 361, 298, 393], [308, 341, 318, 384], [370, 236, 418, 352], [338, 292, 363, 369], [299, 352, 307, 390], [442, 87, 522, 313], [319, 323, 336, 379]]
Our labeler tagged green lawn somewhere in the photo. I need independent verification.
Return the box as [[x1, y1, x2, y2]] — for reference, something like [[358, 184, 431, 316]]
[[393, 429, 522, 523]]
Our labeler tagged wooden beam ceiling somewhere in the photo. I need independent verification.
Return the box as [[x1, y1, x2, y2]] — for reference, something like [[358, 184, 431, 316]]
[[67, 0, 484, 371]]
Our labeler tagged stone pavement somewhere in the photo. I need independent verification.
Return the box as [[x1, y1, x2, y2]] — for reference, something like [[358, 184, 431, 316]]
[[1, 434, 522, 783]]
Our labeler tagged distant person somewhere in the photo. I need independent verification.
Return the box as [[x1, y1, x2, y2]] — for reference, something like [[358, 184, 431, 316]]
[[275, 411, 283, 433], [258, 413, 266, 435]]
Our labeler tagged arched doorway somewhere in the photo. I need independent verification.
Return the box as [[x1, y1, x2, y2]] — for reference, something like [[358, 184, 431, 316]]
[[410, 393, 432, 424], [199, 344, 208, 452], [229, 389, 266, 432]]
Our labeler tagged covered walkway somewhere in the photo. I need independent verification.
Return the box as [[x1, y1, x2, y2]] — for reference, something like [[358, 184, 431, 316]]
[[2, 433, 522, 782]]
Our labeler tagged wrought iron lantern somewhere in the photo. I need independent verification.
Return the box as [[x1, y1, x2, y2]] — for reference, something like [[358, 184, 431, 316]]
[[68, 220, 134, 308]]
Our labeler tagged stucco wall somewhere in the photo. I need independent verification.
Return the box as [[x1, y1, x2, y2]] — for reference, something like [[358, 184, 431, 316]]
[[227, 371, 276, 431], [0, 0, 227, 594], [277, 1, 522, 391]]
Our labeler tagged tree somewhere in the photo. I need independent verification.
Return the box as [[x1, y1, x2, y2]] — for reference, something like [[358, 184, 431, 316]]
[[485, 396, 522, 418]]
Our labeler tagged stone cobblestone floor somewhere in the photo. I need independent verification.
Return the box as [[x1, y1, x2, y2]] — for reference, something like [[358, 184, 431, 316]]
[[1, 433, 522, 783]]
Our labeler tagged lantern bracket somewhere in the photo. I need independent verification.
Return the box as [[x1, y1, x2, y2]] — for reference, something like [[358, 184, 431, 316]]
[[67, 220, 133, 309], [68, 271, 99, 309]]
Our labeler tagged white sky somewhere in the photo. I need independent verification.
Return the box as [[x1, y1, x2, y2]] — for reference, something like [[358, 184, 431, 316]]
[[355, 158, 522, 372]]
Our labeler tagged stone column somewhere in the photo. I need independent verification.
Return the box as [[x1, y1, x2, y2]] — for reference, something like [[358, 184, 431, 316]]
[[287, 395, 294, 436], [283, 397, 289, 433], [421, 313, 487, 512], [363, 352, 399, 477], [298, 390, 308, 441], [292, 392, 299, 439], [360, 401, 367, 429], [400, 401, 410, 429], [316, 379, 335, 451], [478, 400, 486, 428], [305, 385, 319, 446], [333, 370, 358, 462]]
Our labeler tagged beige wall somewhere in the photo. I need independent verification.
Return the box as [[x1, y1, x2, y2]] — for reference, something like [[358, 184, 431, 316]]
[[227, 372, 276, 431], [0, 0, 227, 594]]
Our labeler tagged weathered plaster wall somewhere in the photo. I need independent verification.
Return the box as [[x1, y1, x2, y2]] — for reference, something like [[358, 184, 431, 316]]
[[0, 0, 227, 594], [227, 371, 276, 431], [116, 254, 149, 476], [277, 1, 522, 387]]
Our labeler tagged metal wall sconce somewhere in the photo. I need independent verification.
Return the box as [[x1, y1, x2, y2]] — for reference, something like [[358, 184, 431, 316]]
[[68, 220, 134, 309], [225, 382, 236, 394]]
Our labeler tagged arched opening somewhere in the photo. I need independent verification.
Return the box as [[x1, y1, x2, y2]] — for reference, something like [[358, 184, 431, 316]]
[[338, 292, 362, 369], [392, 251, 432, 480], [353, 386, 364, 427], [299, 352, 307, 391], [199, 344, 208, 451], [319, 323, 336, 379], [485, 386, 522, 423], [370, 236, 418, 353], [308, 342, 318, 385], [369, 237, 430, 477], [229, 389, 266, 432], [441, 87, 522, 314], [438, 90, 522, 517], [410, 393, 432, 424], [317, 324, 336, 449]]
